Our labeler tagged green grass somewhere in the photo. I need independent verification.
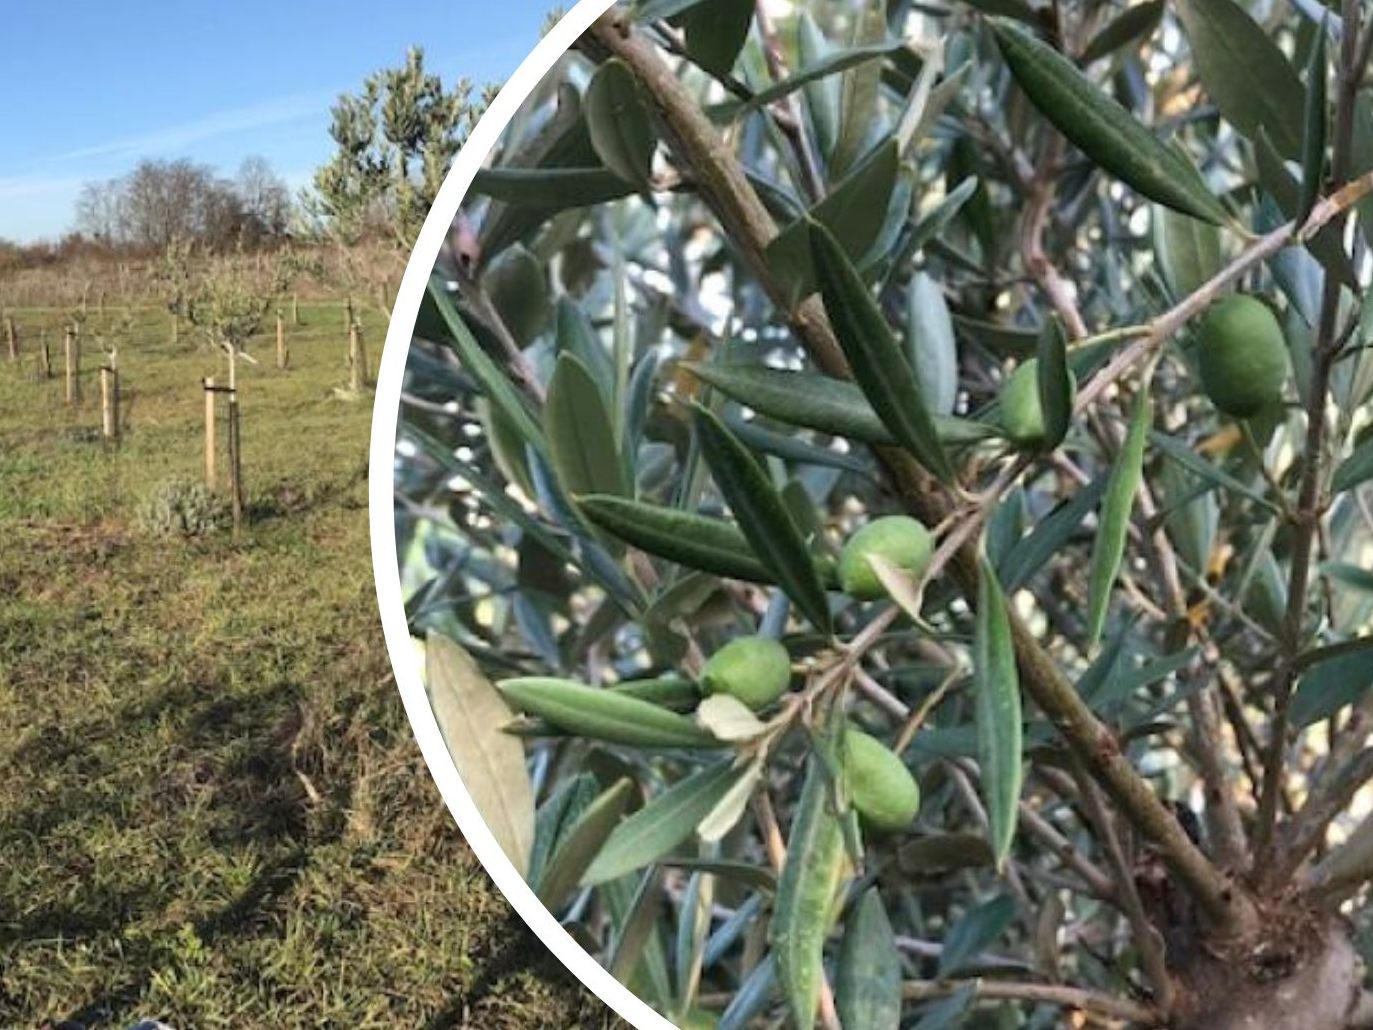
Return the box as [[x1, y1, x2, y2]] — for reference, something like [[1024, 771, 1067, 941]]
[[0, 304, 612, 1028]]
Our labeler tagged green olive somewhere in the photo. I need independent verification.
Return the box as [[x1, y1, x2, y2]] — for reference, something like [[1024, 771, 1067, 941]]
[[842, 730, 920, 832], [701, 636, 791, 710], [838, 516, 933, 600], [1000, 358, 1076, 449], [1197, 295, 1289, 418]]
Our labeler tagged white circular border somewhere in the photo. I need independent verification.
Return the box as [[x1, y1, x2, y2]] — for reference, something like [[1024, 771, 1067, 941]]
[[369, 3, 680, 1028]]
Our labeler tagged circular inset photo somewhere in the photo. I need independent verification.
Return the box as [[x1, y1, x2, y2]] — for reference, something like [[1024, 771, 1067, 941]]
[[373, 0, 1373, 1027]]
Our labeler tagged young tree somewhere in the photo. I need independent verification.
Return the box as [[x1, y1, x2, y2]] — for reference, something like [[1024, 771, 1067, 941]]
[[397, 3, 1373, 1029], [308, 47, 495, 319]]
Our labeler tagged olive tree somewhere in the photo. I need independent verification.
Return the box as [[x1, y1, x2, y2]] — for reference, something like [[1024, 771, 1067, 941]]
[[395, 2, 1373, 1027]]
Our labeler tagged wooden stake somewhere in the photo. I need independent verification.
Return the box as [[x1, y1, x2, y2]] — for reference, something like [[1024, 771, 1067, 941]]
[[228, 390, 244, 538], [276, 309, 288, 370], [100, 367, 118, 443], [5, 316, 16, 362], [64, 326, 79, 404], [291, 292, 300, 325], [345, 294, 354, 331], [38, 331, 50, 379], [348, 321, 364, 392], [204, 376, 218, 490], [171, 311, 179, 346]]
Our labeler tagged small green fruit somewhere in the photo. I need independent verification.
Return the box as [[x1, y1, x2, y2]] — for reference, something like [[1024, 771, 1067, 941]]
[[842, 730, 920, 832], [1197, 295, 1289, 418], [839, 516, 933, 600], [1000, 358, 1075, 449], [701, 636, 791, 710]]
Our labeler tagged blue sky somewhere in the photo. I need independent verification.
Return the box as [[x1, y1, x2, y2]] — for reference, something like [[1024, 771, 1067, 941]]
[[0, 0, 554, 241]]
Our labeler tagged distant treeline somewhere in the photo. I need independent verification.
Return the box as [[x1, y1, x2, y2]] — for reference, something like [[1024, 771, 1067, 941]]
[[76, 156, 294, 250]]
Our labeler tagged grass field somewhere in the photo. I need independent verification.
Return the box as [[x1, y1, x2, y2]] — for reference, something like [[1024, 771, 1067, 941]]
[[0, 302, 611, 1029]]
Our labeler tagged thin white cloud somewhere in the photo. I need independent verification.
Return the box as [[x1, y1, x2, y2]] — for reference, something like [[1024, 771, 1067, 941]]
[[57, 88, 334, 164], [0, 174, 87, 201]]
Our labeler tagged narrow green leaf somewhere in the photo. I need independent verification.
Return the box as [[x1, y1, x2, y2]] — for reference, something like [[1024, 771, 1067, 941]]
[[1291, 647, 1373, 727], [990, 19, 1228, 224], [734, 42, 904, 117], [679, 0, 753, 78], [1087, 390, 1152, 647], [585, 59, 656, 186], [1080, 0, 1164, 66], [529, 774, 599, 890], [482, 244, 549, 347], [1299, 18, 1329, 224], [1152, 205, 1222, 299], [906, 175, 978, 257], [580, 494, 776, 583], [694, 405, 834, 634], [425, 275, 545, 456], [908, 272, 959, 417], [546, 353, 628, 501], [831, 0, 887, 175], [685, 364, 990, 448], [810, 221, 955, 483], [498, 678, 725, 749], [583, 761, 744, 884], [835, 889, 902, 1030], [1035, 318, 1072, 451], [1295, 635, 1373, 673], [426, 634, 536, 877], [962, 0, 1038, 24], [771, 759, 847, 1029], [537, 778, 636, 910], [766, 139, 900, 303], [999, 474, 1108, 592], [938, 895, 1016, 977], [1175, 0, 1305, 159], [1324, 561, 1373, 594], [798, 12, 840, 155], [974, 559, 1022, 870], [555, 297, 614, 403], [469, 166, 638, 207], [1150, 430, 1277, 512], [1254, 129, 1357, 289], [659, 857, 777, 892], [1334, 432, 1373, 494]]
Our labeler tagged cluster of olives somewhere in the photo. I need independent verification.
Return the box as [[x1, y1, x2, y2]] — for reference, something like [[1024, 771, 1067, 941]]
[[699, 515, 933, 832], [997, 294, 1290, 445]]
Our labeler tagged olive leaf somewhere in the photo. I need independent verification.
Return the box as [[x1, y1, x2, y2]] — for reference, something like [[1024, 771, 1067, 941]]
[[693, 404, 834, 635], [1153, 205, 1222, 299], [766, 138, 900, 303], [468, 166, 638, 208], [426, 633, 536, 878], [1035, 317, 1072, 452], [1333, 434, 1373, 494], [733, 42, 905, 117], [974, 558, 1022, 871], [498, 677, 726, 748], [1299, 17, 1330, 225], [424, 274, 545, 456], [697, 755, 764, 842], [1080, 0, 1164, 66], [1175, 0, 1305, 159], [545, 352, 629, 500], [684, 363, 991, 448], [939, 894, 1016, 976], [579, 494, 777, 583], [810, 220, 955, 483], [585, 59, 656, 187], [771, 759, 847, 1029], [835, 889, 902, 1030], [990, 19, 1228, 224], [798, 11, 840, 155], [677, 0, 753, 78], [907, 271, 959, 418], [1086, 389, 1152, 647], [582, 760, 746, 885], [999, 475, 1107, 592], [536, 777, 636, 911]]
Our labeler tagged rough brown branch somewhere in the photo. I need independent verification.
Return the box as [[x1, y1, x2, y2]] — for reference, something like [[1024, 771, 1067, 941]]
[[900, 978, 1159, 1024]]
